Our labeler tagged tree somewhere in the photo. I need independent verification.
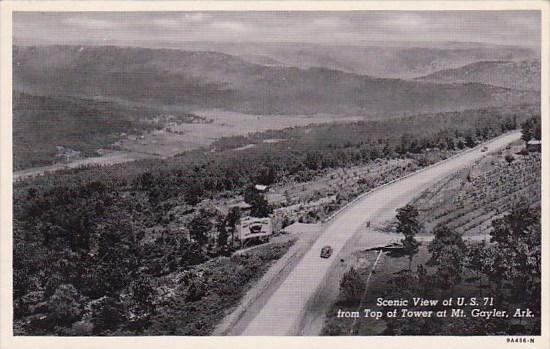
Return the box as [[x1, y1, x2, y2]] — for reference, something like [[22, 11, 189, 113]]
[[255, 166, 276, 185], [188, 209, 212, 247], [48, 284, 83, 326], [415, 264, 436, 297], [488, 203, 541, 311], [465, 134, 476, 148], [250, 194, 273, 218], [185, 182, 204, 205], [186, 279, 206, 302], [216, 216, 228, 247], [243, 185, 273, 218], [395, 204, 422, 270], [427, 225, 466, 292], [504, 154, 515, 164], [91, 296, 125, 335], [82, 218, 139, 298], [126, 276, 156, 331], [466, 240, 488, 296], [137, 172, 154, 190], [490, 201, 538, 248], [128, 276, 155, 314], [521, 116, 541, 143], [340, 267, 366, 303], [243, 185, 258, 205], [446, 137, 456, 150], [225, 207, 241, 246]]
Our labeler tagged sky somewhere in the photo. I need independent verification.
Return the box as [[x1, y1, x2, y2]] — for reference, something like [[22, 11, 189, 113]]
[[13, 11, 541, 48]]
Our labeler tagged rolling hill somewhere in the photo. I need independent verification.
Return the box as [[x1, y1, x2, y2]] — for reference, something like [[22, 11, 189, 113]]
[[415, 60, 541, 91], [167, 41, 538, 79], [12, 92, 201, 170], [14, 45, 539, 117]]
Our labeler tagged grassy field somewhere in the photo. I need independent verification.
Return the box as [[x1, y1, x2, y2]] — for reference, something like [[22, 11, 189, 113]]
[[117, 109, 363, 157], [411, 145, 541, 236]]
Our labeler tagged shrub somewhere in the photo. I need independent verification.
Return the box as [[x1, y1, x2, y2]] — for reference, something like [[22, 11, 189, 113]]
[[505, 154, 515, 164], [340, 267, 366, 303]]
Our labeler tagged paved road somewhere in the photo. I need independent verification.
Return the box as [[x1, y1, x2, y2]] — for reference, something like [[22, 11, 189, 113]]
[[240, 131, 521, 336]]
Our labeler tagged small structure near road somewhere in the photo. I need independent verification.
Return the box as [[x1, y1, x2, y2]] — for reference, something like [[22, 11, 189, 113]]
[[527, 139, 542, 152], [365, 240, 405, 253], [239, 216, 272, 245], [254, 184, 269, 193]]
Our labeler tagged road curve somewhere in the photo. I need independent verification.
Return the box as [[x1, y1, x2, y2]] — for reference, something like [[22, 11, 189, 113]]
[[240, 131, 521, 336]]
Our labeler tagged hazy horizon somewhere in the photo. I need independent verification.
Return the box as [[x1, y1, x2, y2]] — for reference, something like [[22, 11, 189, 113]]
[[14, 11, 541, 50]]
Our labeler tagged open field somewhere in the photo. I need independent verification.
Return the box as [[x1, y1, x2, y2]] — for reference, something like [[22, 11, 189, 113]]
[[411, 143, 541, 236], [117, 109, 363, 156], [14, 110, 362, 179]]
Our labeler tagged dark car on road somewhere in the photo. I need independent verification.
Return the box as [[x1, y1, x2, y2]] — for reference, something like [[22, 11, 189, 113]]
[[320, 246, 333, 258]]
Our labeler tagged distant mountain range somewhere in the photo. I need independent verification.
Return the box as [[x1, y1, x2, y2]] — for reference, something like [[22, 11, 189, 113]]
[[16, 40, 537, 79], [160, 41, 538, 79], [416, 60, 540, 91], [13, 45, 539, 117]]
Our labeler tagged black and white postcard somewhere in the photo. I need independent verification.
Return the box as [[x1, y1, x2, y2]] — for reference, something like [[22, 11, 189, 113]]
[[0, 1, 548, 348]]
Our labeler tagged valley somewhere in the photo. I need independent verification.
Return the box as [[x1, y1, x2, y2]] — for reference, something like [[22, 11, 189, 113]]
[[9, 11, 543, 339]]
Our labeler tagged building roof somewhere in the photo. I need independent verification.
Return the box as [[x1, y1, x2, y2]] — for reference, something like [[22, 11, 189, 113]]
[[527, 139, 542, 145], [255, 184, 269, 191], [230, 202, 252, 210]]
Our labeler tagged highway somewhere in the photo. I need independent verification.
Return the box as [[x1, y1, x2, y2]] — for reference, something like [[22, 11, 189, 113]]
[[240, 131, 521, 335]]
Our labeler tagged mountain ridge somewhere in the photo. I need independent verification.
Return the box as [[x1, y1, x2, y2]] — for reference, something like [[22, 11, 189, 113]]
[[14, 45, 539, 117], [415, 60, 541, 91]]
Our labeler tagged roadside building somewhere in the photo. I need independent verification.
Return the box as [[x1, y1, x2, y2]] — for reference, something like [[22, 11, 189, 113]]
[[238, 216, 273, 246], [254, 184, 269, 193], [527, 139, 542, 152]]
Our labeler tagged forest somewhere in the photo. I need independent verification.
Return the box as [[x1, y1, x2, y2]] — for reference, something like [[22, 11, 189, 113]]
[[13, 105, 540, 335]]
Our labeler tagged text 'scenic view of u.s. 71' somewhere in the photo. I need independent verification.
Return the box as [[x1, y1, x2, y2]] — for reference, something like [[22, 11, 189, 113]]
[[5, 6, 544, 342]]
